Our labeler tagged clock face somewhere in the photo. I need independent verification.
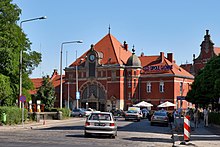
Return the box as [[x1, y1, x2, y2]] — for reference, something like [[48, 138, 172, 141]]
[[89, 54, 95, 61]]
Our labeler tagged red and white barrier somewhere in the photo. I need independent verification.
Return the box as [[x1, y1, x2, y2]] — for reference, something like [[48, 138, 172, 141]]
[[184, 115, 190, 141]]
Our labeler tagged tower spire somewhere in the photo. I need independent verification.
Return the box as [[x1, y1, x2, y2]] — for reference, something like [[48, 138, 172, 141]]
[[108, 24, 111, 34], [132, 45, 135, 54]]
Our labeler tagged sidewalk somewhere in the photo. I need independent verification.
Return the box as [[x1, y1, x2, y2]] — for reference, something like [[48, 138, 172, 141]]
[[171, 118, 220, 146], [0, 117, 85, 131]]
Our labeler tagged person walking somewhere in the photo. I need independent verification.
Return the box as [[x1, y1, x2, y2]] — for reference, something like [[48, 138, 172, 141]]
[[203, 107, 209, 127], [193, 108, 199, 128]]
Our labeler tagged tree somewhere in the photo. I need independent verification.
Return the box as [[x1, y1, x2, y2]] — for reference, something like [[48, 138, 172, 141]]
[[0, 74, 12, 105], [0, 0, 41, 105], [186, 55, 220, 108], [36, 76, 56, 111]]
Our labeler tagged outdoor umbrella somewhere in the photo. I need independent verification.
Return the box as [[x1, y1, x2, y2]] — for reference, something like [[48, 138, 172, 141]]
[[133, 101, 153, 107], [157, 101, 175, 108]]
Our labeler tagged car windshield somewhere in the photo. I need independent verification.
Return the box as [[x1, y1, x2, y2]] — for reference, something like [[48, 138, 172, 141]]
[[154, 112, 166, 116], [127, 110, 138, 113], [89, 113, 112, 121]]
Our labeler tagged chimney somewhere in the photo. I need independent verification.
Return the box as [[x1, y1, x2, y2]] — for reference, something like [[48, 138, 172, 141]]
[[51, 69, 58, 79], [167, 53, 173, 63], [141, 52, 144, 57], [160, 52, 164, 63], [124, 41, 128, 51]]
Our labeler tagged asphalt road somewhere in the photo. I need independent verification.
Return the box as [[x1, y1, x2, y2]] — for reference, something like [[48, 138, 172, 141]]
[[0, 118, 220, 147]]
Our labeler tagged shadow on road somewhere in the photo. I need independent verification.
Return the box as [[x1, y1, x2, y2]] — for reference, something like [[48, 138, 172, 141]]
[[65, 134, 115, 139], [37, 125, 84, 130], [123, 137, 173, 143]]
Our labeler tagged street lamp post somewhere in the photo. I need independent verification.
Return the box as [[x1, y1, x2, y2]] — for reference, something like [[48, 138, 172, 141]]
[[60, 41, 82, 109], [76, 50, 79, 109], [19, 16, 47, 108]]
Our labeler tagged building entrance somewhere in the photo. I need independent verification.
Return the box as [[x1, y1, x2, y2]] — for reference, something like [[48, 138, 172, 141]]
[[80, 83, 106, 111]]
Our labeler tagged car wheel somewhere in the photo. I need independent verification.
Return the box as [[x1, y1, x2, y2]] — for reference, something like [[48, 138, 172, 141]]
[[84, 132, 90, 137], [151, 122, 154, 126], [110, 135, 115, 139], [79, 114, 82, 117]]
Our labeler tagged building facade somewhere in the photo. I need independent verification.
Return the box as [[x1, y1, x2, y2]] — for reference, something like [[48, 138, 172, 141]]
[[61, 33, 194, 111]]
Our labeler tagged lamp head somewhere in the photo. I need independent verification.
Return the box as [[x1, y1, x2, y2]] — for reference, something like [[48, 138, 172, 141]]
[[76, 40, 83, 43], [39, 16, 47, 19]]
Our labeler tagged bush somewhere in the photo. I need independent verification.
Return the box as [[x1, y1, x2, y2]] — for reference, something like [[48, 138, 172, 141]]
[[0, 106, 28, 125], [209, 112, 220, 125], [57, 108, 70, 119]]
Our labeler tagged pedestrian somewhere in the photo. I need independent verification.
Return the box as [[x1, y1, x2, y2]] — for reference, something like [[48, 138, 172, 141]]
[[193, 108, 199, 128], [203, 107, 209, 127]]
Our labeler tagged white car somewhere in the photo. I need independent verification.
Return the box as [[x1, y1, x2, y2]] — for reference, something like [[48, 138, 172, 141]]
[[84, 108, 101, 117], [84, 112, 117, 138], [84, 108, 94, 117]]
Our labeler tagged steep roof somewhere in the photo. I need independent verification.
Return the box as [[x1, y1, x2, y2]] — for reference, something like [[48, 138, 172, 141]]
[[69, 33, 132, 66], [139, 54, 194, 78], [180, 63, 193, 74], [214, 47, 220, 56], [29, 78, 43, 95], [29, 71, 65, 95]]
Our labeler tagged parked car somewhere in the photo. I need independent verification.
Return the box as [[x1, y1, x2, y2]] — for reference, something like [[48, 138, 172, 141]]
[[124, 110, 142, 121], [82, 108, 92, 117], [111, 109, 125, 117], [150, 110, 169, 126], [84, 112, 117, 138], [71, 108, 86, 117]]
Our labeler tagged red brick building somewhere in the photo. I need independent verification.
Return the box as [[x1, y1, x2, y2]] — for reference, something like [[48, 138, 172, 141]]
[[31, 32, 194, 111], [62, 33, 194, 111], [181, 30, 220, 75]]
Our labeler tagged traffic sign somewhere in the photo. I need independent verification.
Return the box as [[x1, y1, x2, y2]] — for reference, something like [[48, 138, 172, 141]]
[[76, 91, 80, 100], [177, 96, 185, 100], [20, 95, 26, 102]]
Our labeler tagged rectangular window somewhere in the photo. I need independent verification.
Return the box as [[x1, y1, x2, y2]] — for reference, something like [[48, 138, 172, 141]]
[[111, 70, 116, 81], [146, 82, 151, 93], [159, 81, 164, 93], [134, 79, 136, 88], [180, 82, 183, 95], [69, 74, 73, 79], [128, 92, 131, 100], [128, 80, 131, 88]]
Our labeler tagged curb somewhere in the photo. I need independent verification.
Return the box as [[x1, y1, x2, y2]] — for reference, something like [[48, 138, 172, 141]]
[[0, 117, 85, 131]]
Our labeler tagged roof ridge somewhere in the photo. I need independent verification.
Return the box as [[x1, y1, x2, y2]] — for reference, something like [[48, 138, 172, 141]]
[[108, 34, 120, 64]]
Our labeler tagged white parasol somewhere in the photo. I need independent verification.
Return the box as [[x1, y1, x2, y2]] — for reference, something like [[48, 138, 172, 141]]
[[133, 101, 153, 107], [157, 101, 175, 108]]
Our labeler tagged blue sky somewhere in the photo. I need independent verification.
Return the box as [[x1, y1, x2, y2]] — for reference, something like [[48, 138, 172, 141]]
[[12, 0, 220, 78]]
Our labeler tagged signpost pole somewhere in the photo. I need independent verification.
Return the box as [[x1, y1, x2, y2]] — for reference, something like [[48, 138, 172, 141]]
[[20, 95, 26, 127], [22, 102, 24, 127]]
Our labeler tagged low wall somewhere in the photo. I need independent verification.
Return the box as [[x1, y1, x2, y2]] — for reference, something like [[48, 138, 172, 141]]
[[28, 111, 63, 122]]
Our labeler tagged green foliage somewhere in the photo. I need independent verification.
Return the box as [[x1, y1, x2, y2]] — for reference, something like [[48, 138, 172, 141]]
[[57, 108, 70, 119], [209, 112, 220, 125], [186, 55, 220, 107], [0, 0, 42, 106], [0, 106, 28, 125], [36, 76, 56, 111], [0, 74, 13, 105]]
